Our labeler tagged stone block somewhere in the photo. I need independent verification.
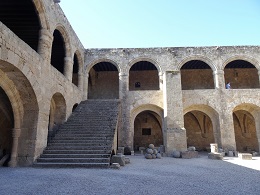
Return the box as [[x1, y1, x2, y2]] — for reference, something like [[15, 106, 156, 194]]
[[125, 157, 130, 164], [181, 151, 199, 159], [173, 150, 181, 158], [111, 154, 125, 166], [228, 151, 234, 157], [110, 163, 120, 169], [238, 153, 252, 160], [208, 153, 223, 160]]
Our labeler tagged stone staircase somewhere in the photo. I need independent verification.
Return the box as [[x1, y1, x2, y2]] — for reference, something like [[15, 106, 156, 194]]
[[34, 99, 120, 168]]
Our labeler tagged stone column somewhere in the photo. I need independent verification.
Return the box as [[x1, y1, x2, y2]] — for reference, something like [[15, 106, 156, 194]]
[[159, 72, 163, 90], [258, 70, 260, 87], [8, 128, 21, 167], [218, 111, 236, 151], [213, 70, 225, 89], [118, 72, 131, 148], [83, 72, 89, 100], [163, 71, 187, 155], [64, 57, 73, 81], [78, 72, 84, 91], [37, 28, 53, 63]]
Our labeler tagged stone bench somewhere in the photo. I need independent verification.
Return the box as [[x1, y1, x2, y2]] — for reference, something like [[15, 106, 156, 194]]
[[238, 153, 252, 160]]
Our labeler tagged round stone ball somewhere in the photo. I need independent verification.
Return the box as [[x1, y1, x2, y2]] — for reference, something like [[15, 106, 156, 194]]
[[173, 150, 181, 158], [146, 148, 154, 154], [153, 149, 158, 155], [148, 144, 155, 149], [152, 154, 156, 159], [145, 153, 152, 159], [156, 153, 162, 159]]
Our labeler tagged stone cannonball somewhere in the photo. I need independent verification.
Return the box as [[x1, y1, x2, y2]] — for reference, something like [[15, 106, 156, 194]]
[[148, 144, 155, 149]]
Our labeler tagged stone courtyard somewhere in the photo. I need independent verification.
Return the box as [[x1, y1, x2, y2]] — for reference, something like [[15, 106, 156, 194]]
[[0, 154, 260, 195]]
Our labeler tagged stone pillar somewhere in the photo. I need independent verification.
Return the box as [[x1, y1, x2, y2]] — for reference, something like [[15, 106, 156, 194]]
[[218, 111, 236, 151], [37, 28, 53, 63], [83, 73, 89, 100], [258, 70, 260, 87], [64, 57, 73, 81], [78, 72, 84, 91], [8, 128, 21, 167], [163, 71, 187, 155], [213, 70, 225, 89], [118, 73, 131, 148], [159, 72, 163, 90]]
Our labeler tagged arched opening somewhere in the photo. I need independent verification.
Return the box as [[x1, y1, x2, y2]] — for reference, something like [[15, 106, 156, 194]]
[[0, 0, 41, 51], [48, 93, 66, 141], [88, 62, 119, 99], [129, 61, 159, 90], [50, 30, 66, 75], [184, 110, 215, 151], [181, 60, 214, 90], [0, 87, 14, 166], [72, 103, 78, 112], [72, 53, 79, 86], [233, 110, 259, 152], [134, 111, 163, 151], [224, 60, 259, 89]]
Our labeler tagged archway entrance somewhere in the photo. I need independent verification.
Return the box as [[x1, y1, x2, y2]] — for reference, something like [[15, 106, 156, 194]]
[[233, 110, 259, 152], [184, 111, 215, 151], [0, 87, 14, 166], [133, 111, 163, 151], [48, 93, 66, 141], [88, 62, 119, 99]]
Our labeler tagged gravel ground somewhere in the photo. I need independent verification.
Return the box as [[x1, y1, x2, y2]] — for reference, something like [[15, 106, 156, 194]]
[[0, 153, 260, 195]]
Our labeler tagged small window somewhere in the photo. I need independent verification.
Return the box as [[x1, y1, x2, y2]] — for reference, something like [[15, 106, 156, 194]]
[[142, 128, 151, 135], [135, 82, 141, 88]]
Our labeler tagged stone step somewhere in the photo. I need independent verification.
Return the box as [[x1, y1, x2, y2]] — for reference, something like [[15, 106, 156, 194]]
[[48, 143, 112, 147], [33, 162, 110, 168], [40, 154, 110, 158], [50, 140, 110, 143], [37, 158, 110, 163], [51, 137, 109, 141], [43, 150, 110, 154], [46, 145, 111, 150], [54, 134, 114, 137]]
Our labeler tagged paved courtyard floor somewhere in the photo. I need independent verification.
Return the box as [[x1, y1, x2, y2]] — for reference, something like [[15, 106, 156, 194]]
[[0, 153, 260, 195]]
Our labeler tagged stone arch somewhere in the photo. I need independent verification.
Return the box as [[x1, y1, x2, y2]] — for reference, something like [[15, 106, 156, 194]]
[[130, 104, 164, 151], [222, 55, 260, 71], [48, 92, 67, 141], [180, 58, 215, 90], [128, 59, 160, 91], [32, 0, 50, 30], [232, 103, 260, 152], [85, 58, 121, 74], [54, 25, 72, 57], [178, 55, 217, 71], [0, 60, 39, 166], [87, 60, 119, 99], [128, 57, 162, 74], [223, 57, 260, 89], [184, 104, 221, 149], [0, 0, 42, 51]]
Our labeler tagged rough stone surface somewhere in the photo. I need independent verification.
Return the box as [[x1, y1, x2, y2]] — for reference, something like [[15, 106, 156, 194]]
[[173, 151, 181, 158], [181, 151, 199, 159], [111, 155, 126, 166], [238, 153, 252, 160], [208, 153, 224, 160]]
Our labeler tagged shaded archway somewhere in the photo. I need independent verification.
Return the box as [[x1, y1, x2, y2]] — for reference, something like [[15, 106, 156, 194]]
[[48, 93, 66, 141], [72, 53, 79, 86], [129, 61, 159, 90], [233, 110, 259, 152], [88, 62, 119, 99], [0, 0, 41, 51], [50, 30, 66, 74], [224, 60, 259, 89], [134, 111, 163, 151], [184, 110, 215, 151], [72, 103, 78, 112], [0, 87, 14, 166], [181, 60, 214, 90]]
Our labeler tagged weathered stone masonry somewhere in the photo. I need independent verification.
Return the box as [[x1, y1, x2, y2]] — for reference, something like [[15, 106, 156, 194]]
[[1, 0, 260, 166]]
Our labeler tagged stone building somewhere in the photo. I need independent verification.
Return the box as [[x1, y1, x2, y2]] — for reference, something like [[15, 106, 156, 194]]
[[0, 0, 260, 167]]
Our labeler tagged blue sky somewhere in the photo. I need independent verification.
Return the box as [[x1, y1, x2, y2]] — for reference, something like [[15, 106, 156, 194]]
[[60, 0, 260, 49]]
